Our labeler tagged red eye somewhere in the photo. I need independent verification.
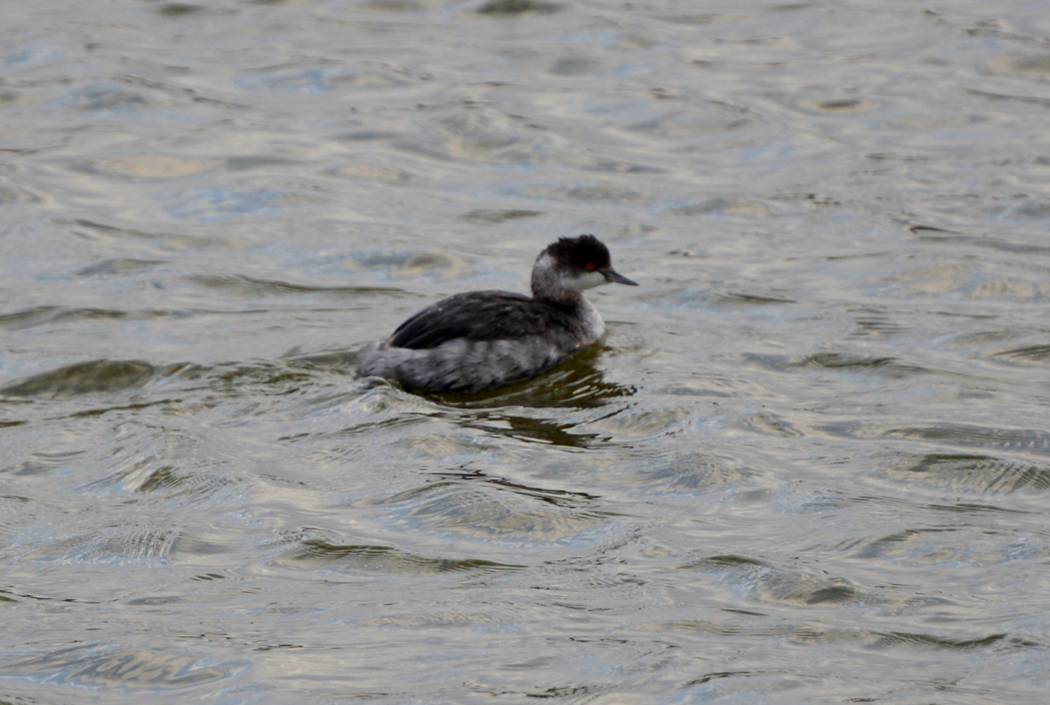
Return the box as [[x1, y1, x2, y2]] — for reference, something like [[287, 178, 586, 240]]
[[584, 262, 597, 271]]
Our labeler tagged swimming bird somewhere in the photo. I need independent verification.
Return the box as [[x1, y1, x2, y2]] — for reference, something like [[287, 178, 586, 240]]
[[358, 234, 637, 393]]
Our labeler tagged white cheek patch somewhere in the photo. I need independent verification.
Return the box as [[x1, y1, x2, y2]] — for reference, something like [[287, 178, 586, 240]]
[[569, 270, 608, 291]]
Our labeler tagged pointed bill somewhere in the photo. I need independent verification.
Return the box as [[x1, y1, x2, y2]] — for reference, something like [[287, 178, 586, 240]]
[[603, 268, 638, 286]]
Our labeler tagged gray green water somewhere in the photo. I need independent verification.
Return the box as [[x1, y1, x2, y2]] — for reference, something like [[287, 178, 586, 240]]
[[3, 1, 1050, 703]]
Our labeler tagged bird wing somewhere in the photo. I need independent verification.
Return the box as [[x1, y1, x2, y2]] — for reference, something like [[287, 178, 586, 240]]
[[389, 291, 575, 350]]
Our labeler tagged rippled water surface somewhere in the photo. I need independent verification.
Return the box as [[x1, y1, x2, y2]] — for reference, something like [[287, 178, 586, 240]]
[[3, 1, 1050, 703]]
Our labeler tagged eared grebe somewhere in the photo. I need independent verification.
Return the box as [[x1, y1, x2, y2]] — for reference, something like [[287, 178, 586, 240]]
[[358, 234, 637, 393]]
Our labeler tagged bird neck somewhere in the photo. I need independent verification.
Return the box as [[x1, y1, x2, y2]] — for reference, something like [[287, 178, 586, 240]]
[[530, 252, 585, 306]]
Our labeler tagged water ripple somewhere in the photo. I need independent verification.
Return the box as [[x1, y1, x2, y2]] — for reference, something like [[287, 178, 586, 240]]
[[1, 644, 238, 689]]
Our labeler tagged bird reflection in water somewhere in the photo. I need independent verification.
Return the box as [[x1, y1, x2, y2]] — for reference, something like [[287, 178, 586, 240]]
[[430, 346, 635, 448]]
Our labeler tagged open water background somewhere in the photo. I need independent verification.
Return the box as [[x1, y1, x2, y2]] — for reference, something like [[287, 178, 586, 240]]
[[3, 1, 1050, 703]]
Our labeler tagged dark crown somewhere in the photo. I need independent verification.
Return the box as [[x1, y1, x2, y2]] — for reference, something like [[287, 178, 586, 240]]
[[545, 234, 610, 270]]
